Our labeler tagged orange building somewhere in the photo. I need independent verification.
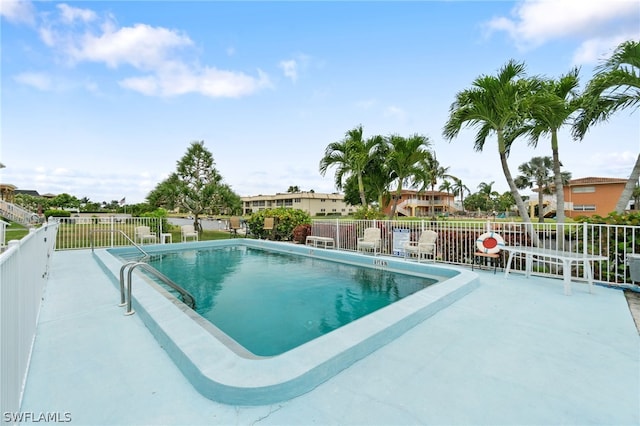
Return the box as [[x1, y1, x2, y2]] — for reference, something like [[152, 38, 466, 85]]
[[382, 189, 456, 218], [563, 177, 627, 218]]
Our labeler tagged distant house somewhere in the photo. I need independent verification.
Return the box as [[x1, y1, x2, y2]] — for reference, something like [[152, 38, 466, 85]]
[[382, 189, 457, 218], [563, 177, 627, 218], [241, 192, 356, 216]]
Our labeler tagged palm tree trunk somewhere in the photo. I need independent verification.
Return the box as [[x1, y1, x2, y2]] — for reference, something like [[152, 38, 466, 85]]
[[389, 184, 403, 219], [498, 149, 540, 247], [615, 153, 640, 213], [550, 130, 566, 224], [357, 174, 368, 207]]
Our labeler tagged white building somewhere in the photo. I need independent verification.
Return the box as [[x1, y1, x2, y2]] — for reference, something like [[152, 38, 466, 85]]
[[241, 192, 355, 217]]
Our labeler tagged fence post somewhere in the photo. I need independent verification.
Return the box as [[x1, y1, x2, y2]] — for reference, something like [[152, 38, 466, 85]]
[[583, 222, 588, 256], [335, 218, 340, 249]]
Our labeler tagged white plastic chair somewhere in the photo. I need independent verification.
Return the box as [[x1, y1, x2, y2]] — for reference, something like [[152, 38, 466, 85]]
[[357, 227, 382, 255], [404, 230, 437, 262]]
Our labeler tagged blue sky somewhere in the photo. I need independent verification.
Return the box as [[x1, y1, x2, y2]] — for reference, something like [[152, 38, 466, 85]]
[[1, 0, 639, 205]]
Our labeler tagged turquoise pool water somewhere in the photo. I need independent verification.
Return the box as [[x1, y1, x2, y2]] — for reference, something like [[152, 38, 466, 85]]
[[145, 246, 440, 356]]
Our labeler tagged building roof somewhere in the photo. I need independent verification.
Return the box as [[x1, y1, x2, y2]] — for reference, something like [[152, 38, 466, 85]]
[[241, 192, 345, 201], [568, 177, 627, 185], [15, 189, 41, 197]]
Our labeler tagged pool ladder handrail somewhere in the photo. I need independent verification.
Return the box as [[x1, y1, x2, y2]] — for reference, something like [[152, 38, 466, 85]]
[[119, 261, 196, 315], [89, 229, 149, 259]]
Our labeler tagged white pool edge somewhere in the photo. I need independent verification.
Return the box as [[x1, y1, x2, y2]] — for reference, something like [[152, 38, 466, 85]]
[[94, 240, 480, 405]]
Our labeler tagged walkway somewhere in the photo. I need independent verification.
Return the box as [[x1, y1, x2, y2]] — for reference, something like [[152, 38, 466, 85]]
[[19, 250, 639, 425]]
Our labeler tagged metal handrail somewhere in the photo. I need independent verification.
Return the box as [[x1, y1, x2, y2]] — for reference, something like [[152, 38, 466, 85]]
[[89, 229, 149, 258], [122, 262, 196, 315]]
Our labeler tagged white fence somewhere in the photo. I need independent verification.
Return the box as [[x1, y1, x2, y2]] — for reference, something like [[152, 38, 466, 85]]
[[45, 216, 640, 287], [1, 221, 58, 417], [311, 219, 640, 287]]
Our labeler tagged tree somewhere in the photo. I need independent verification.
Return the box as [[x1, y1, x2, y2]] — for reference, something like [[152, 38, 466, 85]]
[[319, 125, 383, 207], [438, 179, 455, 213], [416, 152, 450, 218], [451, 177, 470, 214], [517, 68, 582, 223], [443, 59, 539, 242], [477, 181, 499, 213], [514, 157, 555, 223], [383, 133, 432, 219], [574, 40, 640, 213], [287, 186, 300, 193], [147, 141, 237, 230]]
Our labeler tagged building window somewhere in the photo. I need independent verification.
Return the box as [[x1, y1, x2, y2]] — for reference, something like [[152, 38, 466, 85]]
[[320, 208, 326, 212], [574, 204, 596, 211], [332, 199, 337, 202], [572, 186, 595, 193], [321, 199, 326, 202], [294, 198, 301, 203]]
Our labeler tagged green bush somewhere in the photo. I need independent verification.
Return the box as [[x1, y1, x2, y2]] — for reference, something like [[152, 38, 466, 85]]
[[246, 208, 311, 241], [44, 209, 71, 219], [353, 206, 385, 220]]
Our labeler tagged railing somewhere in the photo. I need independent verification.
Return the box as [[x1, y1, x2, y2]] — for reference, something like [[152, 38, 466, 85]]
[[55, 216, 164, 250], [120, 262, 196, 315], [90, 229, 149, 259], [311, 219, 640, 288], [0, 222, 59, 417], [37, 215, 640, 288], [0, 200, 39, 227]]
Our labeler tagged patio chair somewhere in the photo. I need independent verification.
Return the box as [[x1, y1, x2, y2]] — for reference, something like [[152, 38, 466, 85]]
[[403, 230, 437, 262], [472, 231, 505, 274], [181, 224, 199, 242], [357, 227, 381, 255], [134, 226, 157, 245], [229, 216, 242, 237], [263, 217, 275, 240]]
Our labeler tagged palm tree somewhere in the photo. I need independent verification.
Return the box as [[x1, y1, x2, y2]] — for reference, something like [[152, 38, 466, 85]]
[[574, 40, 640, 213], [514, 157, 555, 223], [438, 179, 455, 214], [383, 133, 432, 219], [452, 177, 470, 214], [443, 59, 539, 242], [416, 153, 450, 218], [477, 181, 499, 213], [287, 185, 300, 193], [516, 68, 582, 223], [319, 125, 382, 207]]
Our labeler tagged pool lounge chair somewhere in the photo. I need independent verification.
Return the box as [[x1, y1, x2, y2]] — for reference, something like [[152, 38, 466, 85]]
[[134, 226, 157, 245], [181, 224, 199, 242], [357, 227, 382, 255], [404, 230, 437, 262]]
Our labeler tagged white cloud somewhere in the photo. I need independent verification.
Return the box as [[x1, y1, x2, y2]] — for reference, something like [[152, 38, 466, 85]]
[[0, 0, 35, 25], [279, 59, 298, 82], [13, 72, 52, 90], [384, 105, 407, 121], [33, 4, 271, 98], [485, 0, 639, 64], [56, 3, 96, 24]]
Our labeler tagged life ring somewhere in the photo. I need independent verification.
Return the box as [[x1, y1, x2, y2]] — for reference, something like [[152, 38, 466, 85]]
[[476, 232, 505, 254]]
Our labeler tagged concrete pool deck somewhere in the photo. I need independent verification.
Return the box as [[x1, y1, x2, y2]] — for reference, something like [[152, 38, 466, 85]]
[[20, 249, 640, 425]]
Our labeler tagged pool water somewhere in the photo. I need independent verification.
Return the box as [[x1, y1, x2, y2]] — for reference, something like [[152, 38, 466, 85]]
[[146, 246, 439, 356]]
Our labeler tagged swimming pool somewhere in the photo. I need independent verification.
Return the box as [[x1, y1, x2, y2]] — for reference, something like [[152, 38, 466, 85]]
[[140, 245, 442, 356], [96, 239, 479, 405]]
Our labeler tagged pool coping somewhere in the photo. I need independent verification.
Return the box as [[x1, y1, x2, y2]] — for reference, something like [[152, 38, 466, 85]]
[[94, 239, 480, 405]]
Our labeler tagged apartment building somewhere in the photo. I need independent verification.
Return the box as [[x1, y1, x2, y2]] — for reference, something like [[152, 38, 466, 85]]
[[563, 177, 627, 218], [241, 192, 355, 216], [382, 189, 457, 217]]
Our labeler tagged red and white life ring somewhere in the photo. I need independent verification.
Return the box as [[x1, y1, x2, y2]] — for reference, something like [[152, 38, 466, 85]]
[[476, 232, 505, 254]]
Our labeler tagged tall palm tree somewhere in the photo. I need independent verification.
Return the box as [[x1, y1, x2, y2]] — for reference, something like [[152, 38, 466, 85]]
[[452, 177, 470, 214], [438, 179, 455, 214], [383, 133, 432, 219], [514, 156, 555, 223], [574, 40, 640, 213], [443, 59, 539, 242], [516, 68, 582, 223], [477, 181, 499, 213], [416, 153, 450, 218], [319, 125, 382, 207]]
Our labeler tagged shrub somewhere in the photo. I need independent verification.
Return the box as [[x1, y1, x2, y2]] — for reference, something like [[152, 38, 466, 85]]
[[44, 209, 70, 219], [353, 206, 385, 220], [292, 224, 312, 244], [246, 208, 311, 241]]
